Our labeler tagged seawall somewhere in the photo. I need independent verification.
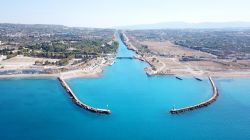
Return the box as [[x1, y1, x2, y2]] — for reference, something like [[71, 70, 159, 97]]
[[58, 77, 111, 114], [170, 76, 219, 114]]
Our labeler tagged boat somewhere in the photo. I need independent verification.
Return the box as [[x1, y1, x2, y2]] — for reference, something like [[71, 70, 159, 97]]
[[194, 77, 202, 81], [175, 76, 183, 80]]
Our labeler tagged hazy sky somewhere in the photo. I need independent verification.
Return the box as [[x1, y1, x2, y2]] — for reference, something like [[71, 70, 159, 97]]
[[0, 0, 250, 27]]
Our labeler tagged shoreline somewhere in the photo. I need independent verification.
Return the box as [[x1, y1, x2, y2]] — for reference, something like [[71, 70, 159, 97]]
[[146, 72, 250, 79], [1, 55, 250, 80], [1, 33, 250, 80], [0, 68, 104, 80], [0, 74, 58, 80], [0, 55, 115, 80], [1, 71, 250, 80]]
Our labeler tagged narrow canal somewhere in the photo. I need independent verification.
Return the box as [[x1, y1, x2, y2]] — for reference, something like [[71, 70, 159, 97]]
[[0, 33, 249, 140]]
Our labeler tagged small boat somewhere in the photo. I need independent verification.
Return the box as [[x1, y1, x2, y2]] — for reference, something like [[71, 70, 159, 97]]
[[176, 76, 183, 80], [194, 77, 202, 81]]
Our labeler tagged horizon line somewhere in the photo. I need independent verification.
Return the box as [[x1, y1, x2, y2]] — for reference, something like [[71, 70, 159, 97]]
[[1, 21, 250, 29]]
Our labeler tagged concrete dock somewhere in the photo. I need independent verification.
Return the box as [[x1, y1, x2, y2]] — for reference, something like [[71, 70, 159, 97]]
[[170, 76, 219, 114], [58, 77, 111, 114]]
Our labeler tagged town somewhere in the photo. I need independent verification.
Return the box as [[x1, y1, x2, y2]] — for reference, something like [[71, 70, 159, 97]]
[[0, 23, 118, 78]]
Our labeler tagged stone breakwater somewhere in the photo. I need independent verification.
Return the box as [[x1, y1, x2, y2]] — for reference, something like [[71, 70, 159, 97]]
[[170, 76, 219, 114], [58, 77, 111, 114]]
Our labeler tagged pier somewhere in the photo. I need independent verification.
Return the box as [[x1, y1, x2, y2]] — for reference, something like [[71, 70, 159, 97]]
[[58, 77, 111, 114], [170, 76, 219, 114]]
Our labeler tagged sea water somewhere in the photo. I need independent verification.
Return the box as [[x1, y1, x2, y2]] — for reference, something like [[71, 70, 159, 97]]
[[0, 35, 249, 140]]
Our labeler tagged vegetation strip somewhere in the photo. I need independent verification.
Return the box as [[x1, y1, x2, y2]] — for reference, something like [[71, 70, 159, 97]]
[[58, 77, 111, 114], [170, 76, 219, 114]]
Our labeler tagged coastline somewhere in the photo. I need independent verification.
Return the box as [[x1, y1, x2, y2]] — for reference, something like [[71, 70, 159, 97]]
[[1, 32, 250, 80], [0, 74, 58, 80], [1, 71, 250, 80], [142, 57, 250, 78], [121, 32, 250, 79], [0, 54, 115, 80], [1, 59, 250, 80], [0, 65, 106, 80]]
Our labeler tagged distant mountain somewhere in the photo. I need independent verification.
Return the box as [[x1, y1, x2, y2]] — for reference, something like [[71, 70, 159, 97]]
[[0, 23, 111, 30], [116, 22, 250, 30]]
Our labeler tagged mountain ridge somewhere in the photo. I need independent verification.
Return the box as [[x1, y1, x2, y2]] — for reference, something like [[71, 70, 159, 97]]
[[116, 22, 250, 30]]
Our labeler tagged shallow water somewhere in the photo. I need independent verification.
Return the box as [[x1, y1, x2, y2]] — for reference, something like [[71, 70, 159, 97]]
[[0, 34, 249, 140]]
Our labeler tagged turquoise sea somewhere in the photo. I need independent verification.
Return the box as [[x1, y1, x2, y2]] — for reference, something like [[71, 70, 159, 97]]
[[0, 35, 250, 140]]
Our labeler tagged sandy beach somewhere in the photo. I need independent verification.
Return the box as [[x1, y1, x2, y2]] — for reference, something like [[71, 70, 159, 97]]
[[0, 55, 114, 80]]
